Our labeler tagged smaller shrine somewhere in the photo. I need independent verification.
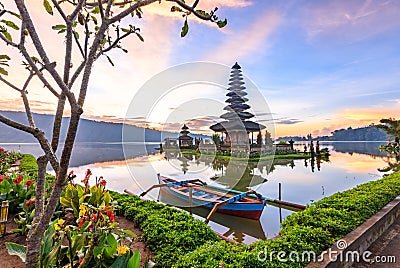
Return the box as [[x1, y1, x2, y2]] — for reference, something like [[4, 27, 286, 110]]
[[178, 124, 193, 149]]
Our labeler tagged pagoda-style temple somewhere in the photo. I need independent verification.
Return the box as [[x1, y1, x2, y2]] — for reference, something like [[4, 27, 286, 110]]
[[210, 63, 265, 150], [178, 124, 193, 149]]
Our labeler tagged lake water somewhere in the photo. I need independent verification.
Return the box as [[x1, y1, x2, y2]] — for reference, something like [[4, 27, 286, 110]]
[[0, 141, 393, 243]]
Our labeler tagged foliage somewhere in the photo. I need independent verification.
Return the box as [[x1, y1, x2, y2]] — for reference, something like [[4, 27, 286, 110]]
[[18, 154, 38, 176], [377, 118, 400, 140], [39, 170, 140, 268], [0, 172, 36, 213], [0, 147, 21, 174], [211, 133, 221, 145], [111, 192, 219, 267], [0, 1, 227, 265], [5, 242, 27, 263], [173, 171, 400, 267], [60, 169, 111, 218]]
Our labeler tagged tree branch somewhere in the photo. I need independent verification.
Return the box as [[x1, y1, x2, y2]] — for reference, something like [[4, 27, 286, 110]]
[[166, 0, 214, 21], [96, 28, 133, 57], [69, 60, 86, 88], [50, 0, 68, 21], [109, 0, 158, 24], [0, 114, 37, 135], [14, 0, 77, 106], [0, 33, 18, 47]]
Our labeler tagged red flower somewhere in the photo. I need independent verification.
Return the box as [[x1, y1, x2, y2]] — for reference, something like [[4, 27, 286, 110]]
[[13, 175, 23, 185], [85, 169, 92, 178], [81, 178, 89, 184], [0, 175, 4, 182], [91, 213, 97, 222], [78, 219, 85, 229], [107, 211, 115, 223], [0, 159, 3, 163], [69, 170, 74, 175], [100, 179, 107, 187], [25, 199, 35, 208], [26, 180, 34, 188]]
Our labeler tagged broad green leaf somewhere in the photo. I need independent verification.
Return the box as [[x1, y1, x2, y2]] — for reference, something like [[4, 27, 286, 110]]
[[1, 20, 19, 30], [110, 253, 130, 268], [3, 31, 12, 42], [217, 19, 227, 28], [0, 54, 10, 60], [128, 249, 140, 268], [5, 242, 26, 262], [106, 55, 114, 66], [0, 67, 8, 75], [74, 31, 79, 40], [120, 229, 136, 238], [43, 0, 53, 15], [136, 32, 144, 42], [181, 18, 188, 37], [91, 15, 98, 25], [51, 24, 66, 30]]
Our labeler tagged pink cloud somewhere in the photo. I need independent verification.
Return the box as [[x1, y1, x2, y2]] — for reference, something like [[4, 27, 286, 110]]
[[302, 0, 400, 42], [205, 9, 282, 64]]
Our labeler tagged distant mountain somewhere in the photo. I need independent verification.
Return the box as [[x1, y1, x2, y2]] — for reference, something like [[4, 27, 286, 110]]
[[0, 111, 208, 143], [277, 125, 389, 142]]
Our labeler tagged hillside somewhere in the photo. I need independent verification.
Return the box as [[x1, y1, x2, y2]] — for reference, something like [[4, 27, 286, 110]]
[[0, 111, 206, 143], [278, 125, 389, 142]]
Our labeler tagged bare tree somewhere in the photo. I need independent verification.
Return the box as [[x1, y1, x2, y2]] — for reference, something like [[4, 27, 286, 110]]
[[0, 1, 226, 266]]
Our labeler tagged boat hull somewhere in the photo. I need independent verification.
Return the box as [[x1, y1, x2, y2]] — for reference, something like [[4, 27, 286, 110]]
[[158, 176, 265, 220]]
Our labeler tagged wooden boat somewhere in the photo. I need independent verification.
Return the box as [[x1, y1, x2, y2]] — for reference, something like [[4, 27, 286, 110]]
[[156, 174, 266, 220], [158, 189, 267, 240]]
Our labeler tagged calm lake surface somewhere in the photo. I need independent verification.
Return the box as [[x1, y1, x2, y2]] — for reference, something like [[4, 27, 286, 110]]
[[0, 141, 392, 243]]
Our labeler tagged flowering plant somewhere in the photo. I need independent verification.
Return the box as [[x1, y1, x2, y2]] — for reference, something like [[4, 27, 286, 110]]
[[39, 170, 141, 268], [0, 172, 37, 213]]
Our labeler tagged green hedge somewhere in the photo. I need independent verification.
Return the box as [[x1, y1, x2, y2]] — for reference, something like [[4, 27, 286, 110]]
[[19, 154, 38, 176], [110, 192, 219, 267], [173, 171, 400, 267]]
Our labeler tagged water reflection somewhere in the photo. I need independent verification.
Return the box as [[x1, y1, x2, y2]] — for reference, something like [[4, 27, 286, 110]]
[[1, 141, 396, 244]]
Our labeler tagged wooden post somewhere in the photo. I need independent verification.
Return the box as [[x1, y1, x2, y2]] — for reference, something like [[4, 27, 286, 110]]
[[189, 186, 193, 215], [278, 183, 282, 201], [0, 200, 9, 236], [279, 183, 282, 224]]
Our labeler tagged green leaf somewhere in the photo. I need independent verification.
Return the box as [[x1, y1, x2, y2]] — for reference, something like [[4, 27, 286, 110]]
[[74, 31, 79, 39], [120, 229, 136, 238], [3, 31, 12, 42], [91, 15, 98, 25], [106, 55, 114, 66], [43, 0, 53, 15], [0, 67, 8, 75], [6, 11, 22, 20], [217, 19, 227, 28], [110, 253, 130, 268], [181, 18, 188, 37], [92, 6, 100, 14], [136, 32, 144, 42], [51, 24, 66, 30], [128, 249, 140, 268], [5, 242, 26, 262], [1, 20, 19, 30], [0, 55, 10, 61]]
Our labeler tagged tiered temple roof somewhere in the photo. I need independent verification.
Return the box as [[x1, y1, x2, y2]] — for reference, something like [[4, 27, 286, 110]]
[[210, 63, 265, 132]]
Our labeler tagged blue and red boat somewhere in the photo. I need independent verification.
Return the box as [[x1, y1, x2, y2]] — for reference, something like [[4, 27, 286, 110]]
[[155, 174, 266, 220]]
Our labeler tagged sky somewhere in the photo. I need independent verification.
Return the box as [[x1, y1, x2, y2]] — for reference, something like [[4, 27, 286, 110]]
[[1, 0, 400, 138]]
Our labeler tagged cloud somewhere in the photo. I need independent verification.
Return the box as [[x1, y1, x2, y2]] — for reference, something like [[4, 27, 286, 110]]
[[275, 118, 303, 125], [205, 9, 282, 64], [302, 0, 400, 42]]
